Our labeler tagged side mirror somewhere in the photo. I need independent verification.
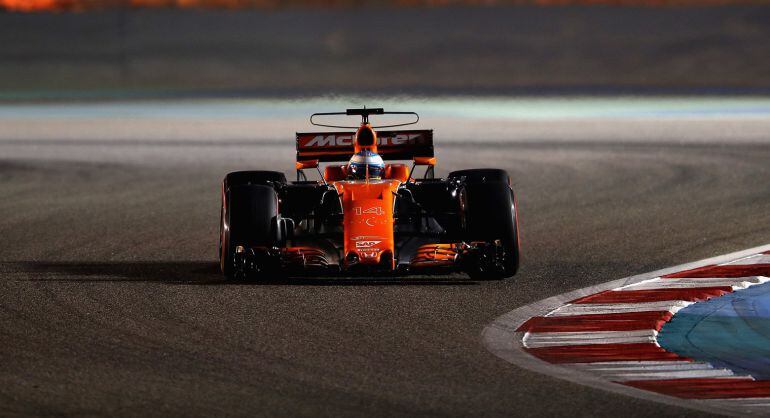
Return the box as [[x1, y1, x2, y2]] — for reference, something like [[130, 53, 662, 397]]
[[296, 159, 319, 170], [295, 159, 327, 184], [410, 156, 437, 180], [413, 156, 436, 166]]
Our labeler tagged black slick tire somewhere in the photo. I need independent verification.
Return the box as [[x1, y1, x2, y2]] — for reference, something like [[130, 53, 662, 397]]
[[220, 184, 279, 280], [461, 179, 520, 280]]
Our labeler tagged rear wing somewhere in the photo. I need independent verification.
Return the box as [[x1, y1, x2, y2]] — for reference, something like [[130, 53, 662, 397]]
[[296, 130, 433, 162]]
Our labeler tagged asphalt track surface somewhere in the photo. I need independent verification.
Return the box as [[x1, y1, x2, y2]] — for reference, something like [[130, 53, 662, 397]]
[[2, 98, 770, 416]]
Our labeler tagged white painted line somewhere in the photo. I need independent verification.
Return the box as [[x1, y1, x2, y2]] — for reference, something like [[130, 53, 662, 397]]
[[725, 254, 770, 265], [572, 361, 716, 371], [549, 301, 693, 316], [623, 277, 768, 291], [523, 330, 657, 348], [482, 242, 770, 417], [592, 368, 737, 382], [572, 361, 743, 381]]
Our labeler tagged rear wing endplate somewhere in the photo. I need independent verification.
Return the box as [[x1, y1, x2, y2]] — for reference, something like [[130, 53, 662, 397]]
[[296, 130, 434, 162]]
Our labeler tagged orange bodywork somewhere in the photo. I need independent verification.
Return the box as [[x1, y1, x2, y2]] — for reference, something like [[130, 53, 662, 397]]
[[411, 243, 460, 268], [333, 180, 400, 269], [280, 246, 329, 269], [325, 123, 398, 270]]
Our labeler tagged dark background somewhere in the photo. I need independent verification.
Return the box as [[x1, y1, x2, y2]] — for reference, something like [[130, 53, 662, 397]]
[[2, 5, 770, 98]]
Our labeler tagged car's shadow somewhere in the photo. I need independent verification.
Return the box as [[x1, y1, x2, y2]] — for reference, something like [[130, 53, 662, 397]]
[[8, 261, 478, 286]]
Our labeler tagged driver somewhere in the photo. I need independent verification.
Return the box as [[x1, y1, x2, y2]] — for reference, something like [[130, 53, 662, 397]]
[[348, 149, 385, 180]]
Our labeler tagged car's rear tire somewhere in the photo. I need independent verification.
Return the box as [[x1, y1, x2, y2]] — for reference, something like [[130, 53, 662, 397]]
[[220, 184, 279, 280], [461, 179, 520, 280]]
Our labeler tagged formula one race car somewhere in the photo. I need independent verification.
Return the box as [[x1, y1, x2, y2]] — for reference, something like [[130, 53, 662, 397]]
[[219, 108, 520, 280]]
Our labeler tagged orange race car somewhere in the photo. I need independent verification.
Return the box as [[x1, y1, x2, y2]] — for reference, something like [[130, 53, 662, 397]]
[[219, 108, 520, 280]]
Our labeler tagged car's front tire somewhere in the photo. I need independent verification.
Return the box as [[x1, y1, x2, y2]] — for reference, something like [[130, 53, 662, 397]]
[[449, 168, 510, 184], [459, 173, 520, 280], [220, 183, 280, 280]]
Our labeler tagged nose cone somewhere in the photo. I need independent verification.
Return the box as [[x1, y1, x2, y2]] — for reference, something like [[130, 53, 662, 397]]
[[344, 249, 394, 271], [337, 180, 399, 273]]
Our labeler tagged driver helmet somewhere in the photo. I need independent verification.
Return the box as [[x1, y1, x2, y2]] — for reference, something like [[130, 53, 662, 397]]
[[348, 150, 385, 180]]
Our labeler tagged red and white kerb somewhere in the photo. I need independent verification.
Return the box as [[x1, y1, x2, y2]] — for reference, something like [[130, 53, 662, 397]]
[[514, 250, 770, 414]]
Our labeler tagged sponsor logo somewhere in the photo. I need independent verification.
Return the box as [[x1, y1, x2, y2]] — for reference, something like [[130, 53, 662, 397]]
[[351, 235, 382, 240], [381, 134, 426, 146], [353, 206, 384, 216], [300, 133, 426, 148], [356, 240, 381, 248], [303, 135, 353, 147]]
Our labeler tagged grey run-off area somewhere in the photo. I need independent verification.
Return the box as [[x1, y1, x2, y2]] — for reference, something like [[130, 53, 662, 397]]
[[1, 97, 770, 416]]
